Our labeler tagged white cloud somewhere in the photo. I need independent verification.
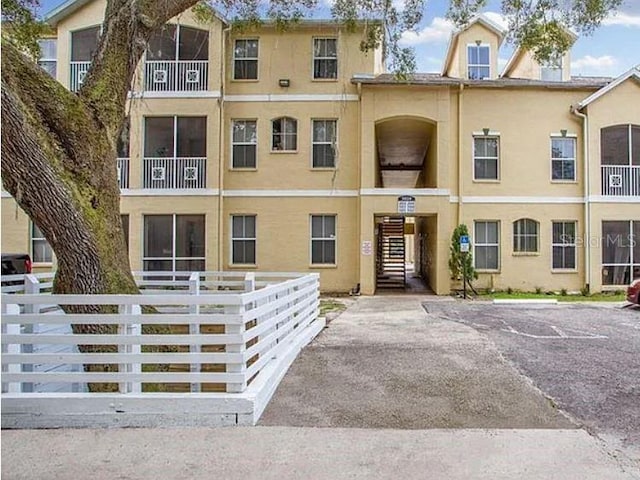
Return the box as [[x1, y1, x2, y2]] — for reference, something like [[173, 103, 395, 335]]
[[400, 17, 454, 46], [482, 11, 509, 31], [571, 55, 618, 74], [602, 12, 640, 27]]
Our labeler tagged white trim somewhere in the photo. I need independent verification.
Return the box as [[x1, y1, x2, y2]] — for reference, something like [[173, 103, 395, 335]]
[[310, 214, 337, 266], [463, 196, 584, 204], [360, 188, 450, 196], [121, 189, 220, 196], [311, 118, 338, 169], [223, 190, 358, 197], [233, 38, 259, 81], [230, 214, 257, 266], [312, 37, 338, 81], [472, 130, 501, 136], [467, 43, 492, 80], [230, 119, 258, 170], [224, 94, 359, 102], [577, 65, 639, 109], [589, 195, 640, 203], [129, 91, 221, 99]]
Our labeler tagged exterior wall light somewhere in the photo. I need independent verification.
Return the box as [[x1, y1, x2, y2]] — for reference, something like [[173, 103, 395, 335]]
[[279, 79, 290, 87]]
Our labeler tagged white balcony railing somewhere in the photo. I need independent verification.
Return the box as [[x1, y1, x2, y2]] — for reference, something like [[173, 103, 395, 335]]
[[601, 165, 640, 196], [117, 158, 130, 189], [69, 61, 91, 92], [143, 157, 206, 189], [144, 60, 208, 92]]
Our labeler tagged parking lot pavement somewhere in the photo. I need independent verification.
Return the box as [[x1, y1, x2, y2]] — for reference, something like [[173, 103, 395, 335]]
[[424, 301, 640, 466]]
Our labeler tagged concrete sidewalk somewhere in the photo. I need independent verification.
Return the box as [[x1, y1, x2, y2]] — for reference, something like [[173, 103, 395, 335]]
[[2, 426, 637, 479]]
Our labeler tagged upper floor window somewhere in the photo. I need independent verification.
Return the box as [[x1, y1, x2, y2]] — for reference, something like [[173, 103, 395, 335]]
[[272, 117, 297, 151], [232, 120, 257, 169], [148, 25, 209, 62], [31, 223, 53, 264], [473, 136, 499, 180], [37, 39, 57, 78], [70, 26, 100, 91], [313, 38, 337, 79], [513, 218, 539, 253], [312, 119, 337, 168], [234, 39, 258, 80], [540, 55, 562, 81], [467, 44, 490, 80], [601, 125, 640, 166], [551, 137, 576, 181]]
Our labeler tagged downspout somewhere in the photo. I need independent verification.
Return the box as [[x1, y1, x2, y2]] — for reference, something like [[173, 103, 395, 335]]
[[356, 80, 362, 294], [572, 105, 591, 292], [457, 83, 464, 225], [218, 24, 230, 272]]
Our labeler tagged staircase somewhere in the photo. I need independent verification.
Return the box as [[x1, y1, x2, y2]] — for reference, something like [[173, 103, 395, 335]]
[[376, 217, 406, 289]]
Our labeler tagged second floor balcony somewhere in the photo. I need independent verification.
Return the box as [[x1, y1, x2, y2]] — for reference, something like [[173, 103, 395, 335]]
[[144, 60, 208, 92], [601, 165, 640, 196]]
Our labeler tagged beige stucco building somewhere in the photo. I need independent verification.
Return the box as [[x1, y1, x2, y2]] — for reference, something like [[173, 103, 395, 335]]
[[2, 2, 639, 295]]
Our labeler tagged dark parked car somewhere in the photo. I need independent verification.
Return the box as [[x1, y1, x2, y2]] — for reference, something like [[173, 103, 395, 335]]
[[628, 279, 640, 306], [1, 253, 32, 276]]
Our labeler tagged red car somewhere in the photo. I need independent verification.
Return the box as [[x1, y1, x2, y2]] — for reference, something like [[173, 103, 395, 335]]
[[628, 279, 640, 305]]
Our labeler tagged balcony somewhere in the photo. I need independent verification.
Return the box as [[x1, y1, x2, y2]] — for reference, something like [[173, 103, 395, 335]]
[[143, 157, 206, 189], [601, 165, 640, 196], [117, 158, 130, 189], [144, 60, 208, 92], [69, 61, 90, 92]]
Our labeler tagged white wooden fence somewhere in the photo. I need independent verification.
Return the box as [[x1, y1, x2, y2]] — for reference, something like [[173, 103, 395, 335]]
[[1, 272, 323, 428]]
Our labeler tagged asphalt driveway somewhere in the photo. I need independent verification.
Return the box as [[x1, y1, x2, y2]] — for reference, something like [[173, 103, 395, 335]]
[[424, 301, 640, 463]]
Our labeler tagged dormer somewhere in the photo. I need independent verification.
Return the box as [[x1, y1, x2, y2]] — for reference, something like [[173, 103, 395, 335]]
[[501, 29, 577, 81], [442, 15, 506, 80]]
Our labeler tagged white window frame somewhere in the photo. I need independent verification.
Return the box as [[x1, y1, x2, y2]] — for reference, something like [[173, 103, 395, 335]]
[[271, 117, 298, 152], [312, 37, 338, 80], [540, 55, 563, 81], [473, 220, 500, 272], [513, 218, 540, 254], [467, 43, 491, 80], [311, 119, 337, 168], [142, 214, 206, 272], [551, 221, 578, 271], [233, 38, 259, 81], [472, 134, 500, 181], [37, 39, 57, 78], [310, 214, 337, 265], [550, 135, 577, 182], [231, 119, 258, 169], [230, 215, 257, 265], [30, 222, 53, 264]]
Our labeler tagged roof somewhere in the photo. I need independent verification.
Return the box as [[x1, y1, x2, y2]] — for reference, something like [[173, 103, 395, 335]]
[[442, 14, 508, 76], [44, 0, 229, 26], [576, 64, 640, 109], [353, 73, 611, 90]]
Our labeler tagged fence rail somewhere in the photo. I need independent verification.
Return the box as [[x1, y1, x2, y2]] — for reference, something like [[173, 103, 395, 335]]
[[601, 165, 640, 196], [70, 61, 91, 92], [117, 158, 130, 189], [143, 157, 206, 189], [144, 60, 209, 92]]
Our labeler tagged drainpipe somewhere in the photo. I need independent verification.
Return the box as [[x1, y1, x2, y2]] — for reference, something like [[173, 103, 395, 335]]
[[218, 24, 230, 272], [457, 83, 464, 225], [571, 105, 590, 292]]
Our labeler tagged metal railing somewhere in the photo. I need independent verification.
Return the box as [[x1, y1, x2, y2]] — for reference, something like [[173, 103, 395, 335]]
[[69, 61, 91, 92], [117, 158, 130, 189], [143, 157, 206, 189], [601, 165, 640, 196], [144, 60, 209, 92]]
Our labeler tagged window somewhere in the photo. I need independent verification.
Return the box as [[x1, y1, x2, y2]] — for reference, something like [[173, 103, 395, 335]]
[[272, 117, 297, 151], [474, 221, 499, 270], [312, 120, 337, 168], [467, 44, 490, 79], [232, 120, 257, 168], [31, 223, 53, 263], [143, 215, 205, 272], [540, 55, 562, 81], [313, 38, 337, 79], [601, 124, 640, 166], [602, 221, 640, 285], [311, 215, 336, 265], [552, 221, 577, 270], [513, 219, 539, 253], [71, 26, 100, 62], [233, 39, 258, 80], [231, 215, 256, 264], [147, 25, 208, 61], [38, 39, 57, 78], [551, 137, 576, 181], [473, 136, 499, 180]]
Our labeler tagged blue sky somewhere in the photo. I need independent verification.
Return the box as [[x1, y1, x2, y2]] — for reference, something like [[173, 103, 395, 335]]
[[38, 0, 639, 77]]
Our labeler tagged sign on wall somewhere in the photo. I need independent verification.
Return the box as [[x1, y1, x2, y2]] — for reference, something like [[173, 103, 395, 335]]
[[361, 241, 373, 256], [397, 196, 415, 214]]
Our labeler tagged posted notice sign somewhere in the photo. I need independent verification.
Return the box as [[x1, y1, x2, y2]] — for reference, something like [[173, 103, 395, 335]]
[[460, 235, 470, 253], [398, 196, 415, 214]]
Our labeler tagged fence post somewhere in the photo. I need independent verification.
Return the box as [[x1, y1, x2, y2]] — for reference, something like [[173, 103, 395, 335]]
[[130, 305, 142, 394], [2, 304, 22, 393], [189, 272, 201, 393], [225, 302, 246, 393], [22, 275, 40, 393]]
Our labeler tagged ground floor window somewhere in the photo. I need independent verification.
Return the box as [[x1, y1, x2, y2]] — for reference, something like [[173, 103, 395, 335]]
[[474, 221, 499, 270], [311, 215, 336, 264], [31, 223, 53, 263], [552, 221, 577, 270], [231, 215, 256, 264], [143, 214, 205, 272], [602, 220, 640, 285], [513, 218, 539, 253]]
